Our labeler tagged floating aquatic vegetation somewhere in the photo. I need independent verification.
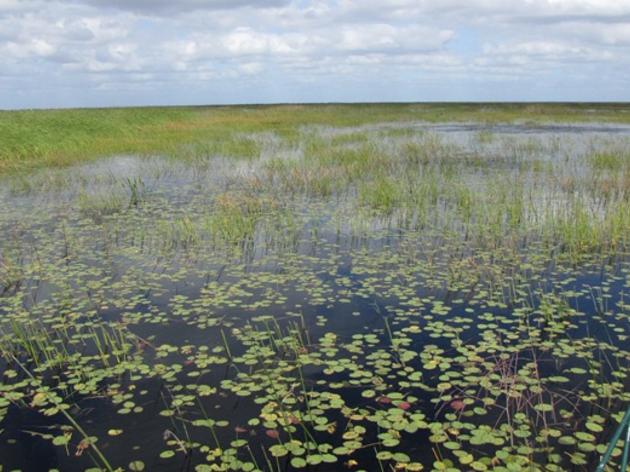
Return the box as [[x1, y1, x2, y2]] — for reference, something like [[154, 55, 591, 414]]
[[1, 118, 630, 471]]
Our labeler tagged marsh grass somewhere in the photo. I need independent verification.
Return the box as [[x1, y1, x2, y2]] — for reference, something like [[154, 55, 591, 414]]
[[3, 103, 630, 174], [0, 317, 134, 372], [207, 192, 276, 244], [0, 249, 23, 295], [78, 191, 126, 221], [589, 150, 630, 172], [359, 178, 404, 212]]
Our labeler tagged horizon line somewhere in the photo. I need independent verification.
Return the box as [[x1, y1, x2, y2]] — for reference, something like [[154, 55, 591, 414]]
[[3, 100, 630, 112]]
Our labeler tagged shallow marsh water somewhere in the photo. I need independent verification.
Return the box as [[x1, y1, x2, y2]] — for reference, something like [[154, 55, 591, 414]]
[[1, 122, 629, 472]]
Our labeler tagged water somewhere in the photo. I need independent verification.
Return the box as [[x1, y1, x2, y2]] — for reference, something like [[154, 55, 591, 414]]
[[1, 122, 629, 471]]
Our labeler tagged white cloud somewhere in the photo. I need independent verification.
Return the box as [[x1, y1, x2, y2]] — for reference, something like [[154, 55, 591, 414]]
[[221, 28, 304, 55], [483, 40, 612, 61], [337, 24, 454, 52], [0, 0, 629, 108]]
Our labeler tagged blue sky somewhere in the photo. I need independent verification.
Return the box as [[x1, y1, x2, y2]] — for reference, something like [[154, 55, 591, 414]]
[[1, 0, 629, 109]]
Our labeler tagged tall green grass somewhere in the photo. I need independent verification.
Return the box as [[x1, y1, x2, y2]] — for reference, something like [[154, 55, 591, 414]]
[[3, 103, 630, 174]]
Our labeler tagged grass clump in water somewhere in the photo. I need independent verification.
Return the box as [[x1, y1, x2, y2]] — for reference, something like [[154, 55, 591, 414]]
[[77, 191, 126, 222], [588, 150, 629, 172], [359, 178, 404, 212], [207, 192, 275, 243]]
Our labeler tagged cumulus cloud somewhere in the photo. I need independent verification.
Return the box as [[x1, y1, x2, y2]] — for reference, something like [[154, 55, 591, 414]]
[[482, 41, 612, 62], [0, 0, 629, 108]]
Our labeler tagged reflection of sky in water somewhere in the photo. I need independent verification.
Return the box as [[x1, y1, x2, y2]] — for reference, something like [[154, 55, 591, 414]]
[[3, 121, 630, 205], [1, 121, 629, 265]]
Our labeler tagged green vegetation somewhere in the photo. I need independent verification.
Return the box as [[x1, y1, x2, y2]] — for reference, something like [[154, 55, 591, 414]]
[[1, 105, 630, 471], [2, 103, 630, 174]]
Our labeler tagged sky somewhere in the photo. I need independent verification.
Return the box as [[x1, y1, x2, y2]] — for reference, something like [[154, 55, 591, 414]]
[[1, 0, 630, 109]]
